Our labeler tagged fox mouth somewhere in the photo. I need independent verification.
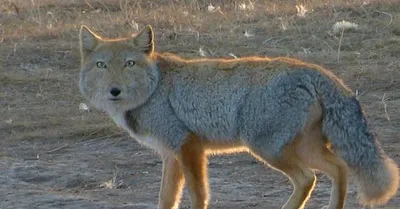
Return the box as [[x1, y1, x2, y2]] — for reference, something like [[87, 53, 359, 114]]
[[109, 98, 122, 101]]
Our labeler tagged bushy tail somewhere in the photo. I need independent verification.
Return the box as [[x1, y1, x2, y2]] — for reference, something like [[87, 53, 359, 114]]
[[315, 72, 399, 206]]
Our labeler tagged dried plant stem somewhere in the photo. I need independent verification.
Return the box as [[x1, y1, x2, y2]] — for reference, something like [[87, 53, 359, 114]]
[[337, 28, 344, 62], [382, 93, 390, 121]]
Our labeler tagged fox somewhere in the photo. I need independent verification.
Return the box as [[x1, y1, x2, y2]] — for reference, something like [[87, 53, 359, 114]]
[[78, 24, 399, 209]]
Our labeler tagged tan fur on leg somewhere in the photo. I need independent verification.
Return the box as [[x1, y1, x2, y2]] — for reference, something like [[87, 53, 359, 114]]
[[158, 152, 185, 209], [280, 164, 316, 209], [296, 122, 348, 209], [177, 135, 209, 209], [250, 142, 316, 209]]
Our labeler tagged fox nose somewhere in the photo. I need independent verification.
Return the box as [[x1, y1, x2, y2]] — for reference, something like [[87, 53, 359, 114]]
[[110, 88, 121, 97]]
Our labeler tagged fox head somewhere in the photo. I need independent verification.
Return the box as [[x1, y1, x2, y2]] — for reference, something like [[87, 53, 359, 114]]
[[78, 25, 160, 112]]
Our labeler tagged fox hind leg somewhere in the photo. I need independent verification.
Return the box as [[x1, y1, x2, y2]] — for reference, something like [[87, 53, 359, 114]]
[[250, 142, 316, 209], [296, 129, 348, 209], [279, 161, 316, 209], [298, 146, 348, 209]]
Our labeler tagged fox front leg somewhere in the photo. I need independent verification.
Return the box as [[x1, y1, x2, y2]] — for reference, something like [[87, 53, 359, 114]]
[[158, 152, 185, 209]]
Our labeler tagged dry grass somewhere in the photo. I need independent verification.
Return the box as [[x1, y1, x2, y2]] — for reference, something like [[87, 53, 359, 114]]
[[1, 0, 399, 145]]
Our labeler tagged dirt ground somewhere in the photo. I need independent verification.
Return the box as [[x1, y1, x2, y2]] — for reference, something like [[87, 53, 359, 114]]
[[1, 0, 400, 208]]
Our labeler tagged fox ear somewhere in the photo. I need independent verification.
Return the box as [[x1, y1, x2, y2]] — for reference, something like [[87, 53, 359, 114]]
[[79, 25, 99, 55], [133, 25, 154, 54]]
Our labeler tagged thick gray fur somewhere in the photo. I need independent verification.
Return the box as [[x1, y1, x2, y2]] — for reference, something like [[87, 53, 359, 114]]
[[128, 66, 383, 166]]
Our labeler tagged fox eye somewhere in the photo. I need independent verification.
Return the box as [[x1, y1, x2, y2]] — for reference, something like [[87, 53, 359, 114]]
[[96, 61, 107, 68], [125, 60, 136, 67]]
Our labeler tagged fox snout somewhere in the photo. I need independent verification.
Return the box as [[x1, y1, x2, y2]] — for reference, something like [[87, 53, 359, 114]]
[[109, 87, 122, 97]]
